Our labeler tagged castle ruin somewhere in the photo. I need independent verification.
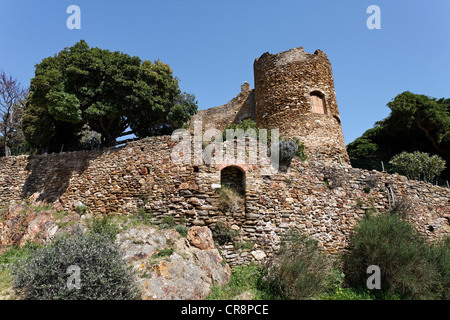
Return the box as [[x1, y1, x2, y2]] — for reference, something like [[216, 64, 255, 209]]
[[0, 46, 449, 266], [190, 46, 349, 164]]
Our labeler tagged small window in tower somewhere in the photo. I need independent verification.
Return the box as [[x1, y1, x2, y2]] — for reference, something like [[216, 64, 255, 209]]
[[310, 92, 327, 114]]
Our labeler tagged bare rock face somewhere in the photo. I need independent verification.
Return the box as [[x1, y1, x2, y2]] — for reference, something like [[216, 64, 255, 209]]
[[0, 203, 56, 249], [116, 226, 231, 300], [187, 226, 215, 250], [0, 201, 82, 252]]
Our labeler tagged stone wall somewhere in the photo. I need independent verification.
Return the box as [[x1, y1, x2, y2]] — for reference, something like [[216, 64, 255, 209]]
[[0, 136, 449, 266], [189, 82, 255, 134]]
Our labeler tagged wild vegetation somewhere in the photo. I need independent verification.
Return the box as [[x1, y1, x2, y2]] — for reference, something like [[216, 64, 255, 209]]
[[347, 91, 449, 180], [1, 40, 198, 156], [208, 211, 450, 301], [0, 198, 448, 300]]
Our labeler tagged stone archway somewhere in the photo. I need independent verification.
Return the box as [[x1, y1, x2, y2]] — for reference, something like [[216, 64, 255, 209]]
[[220, 165, 245, 196], [218, 165, 246, 215]]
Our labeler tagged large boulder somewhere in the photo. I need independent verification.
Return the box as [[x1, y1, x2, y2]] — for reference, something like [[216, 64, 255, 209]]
[[116, 226, 231, 300], [187, 226, 215, 250]]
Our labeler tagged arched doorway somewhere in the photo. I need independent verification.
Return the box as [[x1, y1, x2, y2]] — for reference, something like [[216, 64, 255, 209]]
[[220, 166, 245, 196], [218, 165, 246, 214]]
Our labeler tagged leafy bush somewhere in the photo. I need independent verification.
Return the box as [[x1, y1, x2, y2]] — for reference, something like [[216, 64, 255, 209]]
[[343, 212, 446, 300], [430, 237, 450, 300], [131, 208, 154, 226], [278, 138, 307, 163], [212, 222, 238, 245], [279, 139, 298, 163], [233, 241, 254, 250], [75, 204, 88, 215], [390, 151, 446, 182], [152, 248, 174, 258], [159, 215, 177, 229], [391, 196, 414, 218], [322, 168, 347, 189], [263, 230, 334, 300], [222, 119, 266, 141], [11, 233, 140, 300]]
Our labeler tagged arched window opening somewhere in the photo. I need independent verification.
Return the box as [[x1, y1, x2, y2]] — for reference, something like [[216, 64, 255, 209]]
[[310, 92, 327, 114]]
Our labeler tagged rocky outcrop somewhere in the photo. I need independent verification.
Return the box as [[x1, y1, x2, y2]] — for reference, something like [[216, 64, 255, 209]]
[[116, 225, 231, 300], [0, 202, 73, 251], [0, 200, 231, 300]]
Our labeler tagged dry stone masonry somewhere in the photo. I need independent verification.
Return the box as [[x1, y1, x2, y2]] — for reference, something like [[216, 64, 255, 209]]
[[0, 136, 449, 266], [0, 46, 449, 266]]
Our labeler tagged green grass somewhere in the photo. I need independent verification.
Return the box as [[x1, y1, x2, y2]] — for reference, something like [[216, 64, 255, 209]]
[[0, 243, 41, 300], [31, 204, 53, 212], [319, 287, 375, 300], [152, 248, 174, 258], [0, 269, 15, 300], [207, 264, 276, 300]]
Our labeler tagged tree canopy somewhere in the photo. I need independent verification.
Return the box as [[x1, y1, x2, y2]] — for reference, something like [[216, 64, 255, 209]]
[[23, 40, 197, 152], [347, 91, 450, 179]]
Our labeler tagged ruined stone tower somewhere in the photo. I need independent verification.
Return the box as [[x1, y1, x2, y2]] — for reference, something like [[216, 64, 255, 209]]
[[253, 47, 349, 163], [190, 46, 349, 164]]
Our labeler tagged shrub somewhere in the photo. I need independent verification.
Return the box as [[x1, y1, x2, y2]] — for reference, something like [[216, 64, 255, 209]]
[[89, 215, 119, 241], [343, 212, 444, 300], [152, 248, 174, 258], [216, 186, 244, 212], [279, 139, 298, 163], [75, 204, 88, 215], [175, 225, 188, 237], [391, 196, 414, 218], [132, 208, 154, 226], [159, 216, 177, 229], [212, 223, 238, 245], [278, 138, 307, 164], [234, 241, 254, 250], [11, 233, 140, 300], [222, 119, 265, 141], [430, 237, 450, 300], [263, 230, 334, 300], [322, 168, 347, 189], [390, 151, 446, 182]]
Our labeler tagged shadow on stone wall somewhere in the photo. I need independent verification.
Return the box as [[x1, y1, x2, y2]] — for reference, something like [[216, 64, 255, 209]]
[[233, 90, 255, 124], [22, 150, 101, 203]]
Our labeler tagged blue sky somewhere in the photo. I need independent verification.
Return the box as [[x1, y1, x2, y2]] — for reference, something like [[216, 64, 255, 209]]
[[1, 0, 449, 144]]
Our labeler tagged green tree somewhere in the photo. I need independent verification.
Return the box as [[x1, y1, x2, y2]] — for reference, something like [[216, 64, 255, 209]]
[[347, 92, 450, 178], [23, 40, 197, 151], [126, 60, 198, 137]]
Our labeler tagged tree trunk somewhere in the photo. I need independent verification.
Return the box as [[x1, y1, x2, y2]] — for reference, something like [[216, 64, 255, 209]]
[[4, 144, 11, 157], [415, 120, 446, 155]]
